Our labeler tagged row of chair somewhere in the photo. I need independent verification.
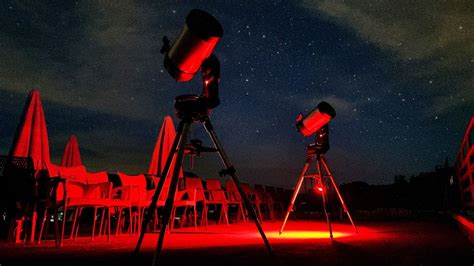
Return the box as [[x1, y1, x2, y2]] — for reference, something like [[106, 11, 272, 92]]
[[37, 164, 292, 245]]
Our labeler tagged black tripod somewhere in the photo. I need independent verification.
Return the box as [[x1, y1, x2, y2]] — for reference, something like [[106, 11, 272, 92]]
[[134, 95, 272, 265], [279, 143, 357, 238]]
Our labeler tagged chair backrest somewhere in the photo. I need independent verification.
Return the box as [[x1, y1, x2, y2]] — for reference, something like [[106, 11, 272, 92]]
[[84, 181, 112, 200], [206, 178, 226, 201], [154, 177, 172, 201], [83, 171, 111, 199], [265, 186, 277, 197], [145, 174, 159, 190], [225, 179, 241, 201], [240, 182, 259, 202], [54, 165, 87, 183], [86, 171, 109, 184], [117, 172, 147, 203], [51, 165, 88, 200], [253, 184, 266, 201], [240, 182, 253, 196], [184, 177, 205, 201]]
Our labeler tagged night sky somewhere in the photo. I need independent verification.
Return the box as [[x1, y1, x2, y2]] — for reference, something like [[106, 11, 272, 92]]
[[0, 1, 472, 187]]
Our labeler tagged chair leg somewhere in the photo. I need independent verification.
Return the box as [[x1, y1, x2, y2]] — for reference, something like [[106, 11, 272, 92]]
[[201, 205, 207, 228], [219, 204, 229, 226], [107, 207, 111, 241], [38, 209, 48, 244], [128, 207, 133, 236], [239, 204, 247, 223], [256, 204, 263, 222], [138, 207, 143, 235], [60, 205, 67, 247], [270, 203, 275, 220], [30, 210, 37, 243], [98, 208, 105, 236], [224, 204, 230, 226], [14, 217, 23, 244], [70, 208, 79, 240], [131, 208, 136, 235], [217, 205, 223, 224], [193, 205, 197, 231], [53, 204, 59, 248], [115, 208, 122, 235], [91, 207, 98, 240], [74, 208, 83, 240], [179, 207, 187, 229], [171, 207, 176, 230], [154, 209, 159, 231]]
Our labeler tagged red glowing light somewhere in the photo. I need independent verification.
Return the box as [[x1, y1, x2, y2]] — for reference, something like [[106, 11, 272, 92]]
[[317, 186, 323, 192], [271, 230, 350, 239]]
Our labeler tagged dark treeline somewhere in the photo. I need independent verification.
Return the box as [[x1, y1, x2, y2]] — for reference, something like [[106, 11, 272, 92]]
[[338, 159, 457, 211], [294, 159, 459, 220]]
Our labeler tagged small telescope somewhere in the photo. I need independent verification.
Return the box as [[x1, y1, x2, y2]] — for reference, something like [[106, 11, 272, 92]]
[[281, 101, 357, 237], [296, 101, 335, 137]]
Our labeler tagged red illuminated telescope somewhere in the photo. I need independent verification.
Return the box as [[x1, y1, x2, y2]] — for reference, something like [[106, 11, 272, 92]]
[[164, 9, 224, 82], [296, 101, 336, 137]]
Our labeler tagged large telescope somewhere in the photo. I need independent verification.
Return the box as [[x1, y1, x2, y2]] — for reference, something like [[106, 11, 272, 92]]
[[163, 9, 223, 83], [161, 9, 223, 109]]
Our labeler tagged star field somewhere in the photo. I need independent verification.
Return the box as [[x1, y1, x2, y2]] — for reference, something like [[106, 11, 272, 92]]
[[0, 1, 472, 187]]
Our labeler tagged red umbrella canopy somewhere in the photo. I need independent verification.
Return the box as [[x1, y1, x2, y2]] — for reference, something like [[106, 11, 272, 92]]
[[148, 116, 183, 178], [60, 134, 82, 167], [9, 89, 50, 171]]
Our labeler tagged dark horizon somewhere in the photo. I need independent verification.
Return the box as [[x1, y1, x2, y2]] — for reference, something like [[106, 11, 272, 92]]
[[1, 2, 472, 188]]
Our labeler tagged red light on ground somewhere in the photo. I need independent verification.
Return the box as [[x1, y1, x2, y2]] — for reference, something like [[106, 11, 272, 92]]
[[269, 230, 351, 239]]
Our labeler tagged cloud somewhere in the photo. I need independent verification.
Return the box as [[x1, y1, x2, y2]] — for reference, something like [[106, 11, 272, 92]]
[[0, 2, 180, 121], [300, 94, 357, 122], [303, 1, 473, 61], [302, 0, 474, 115]]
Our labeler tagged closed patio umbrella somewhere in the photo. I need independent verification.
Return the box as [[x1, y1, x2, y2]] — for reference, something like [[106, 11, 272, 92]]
[[148, 116, 183, 179], [60, 134, 82, 167], [9, 89, 50, 170], [8, 89, 50, 242]]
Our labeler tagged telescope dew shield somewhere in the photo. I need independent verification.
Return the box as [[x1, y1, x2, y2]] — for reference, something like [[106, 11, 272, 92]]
[[296, 101, 336, 137], [165, 9, 224, 82]]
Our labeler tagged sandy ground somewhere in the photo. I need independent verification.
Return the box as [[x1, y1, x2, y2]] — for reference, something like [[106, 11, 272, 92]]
[[0, 217, 472, 266]]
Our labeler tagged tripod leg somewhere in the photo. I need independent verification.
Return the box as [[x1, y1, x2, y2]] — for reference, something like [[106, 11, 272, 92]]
[[203, 119, 272, 252], [279, 160, 311, 234], [134, 120, 184, 254], [152, 121, 191, 266], [320, 157, 357, 233], [316, 158, 333, 240]]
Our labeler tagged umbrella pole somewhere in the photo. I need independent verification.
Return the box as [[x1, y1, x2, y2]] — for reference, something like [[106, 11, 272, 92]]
[[203, 118, 273, 252], [134, 121, 185, 254]]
